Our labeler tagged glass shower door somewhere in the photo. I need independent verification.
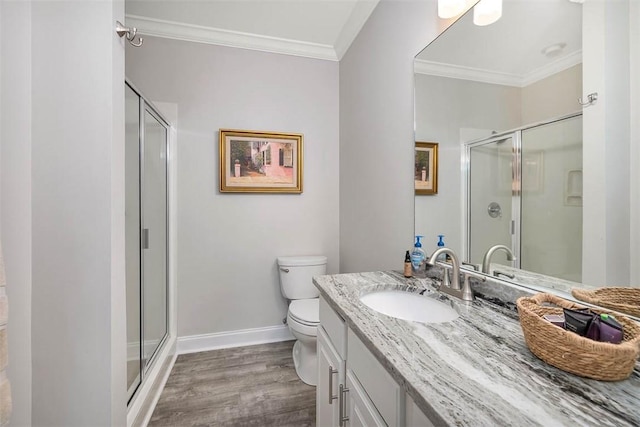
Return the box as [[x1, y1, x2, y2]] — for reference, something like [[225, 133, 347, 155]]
[[141, 108, 168, 369], [468, 136, 516, 267], [125, 81, 170, 404], [125, 84, 141, 400]]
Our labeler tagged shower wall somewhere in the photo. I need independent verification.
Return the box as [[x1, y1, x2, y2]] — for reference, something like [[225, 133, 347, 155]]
[[521, 116, 583, 282]]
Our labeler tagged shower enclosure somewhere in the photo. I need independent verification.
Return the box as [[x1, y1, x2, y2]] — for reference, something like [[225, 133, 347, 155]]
[[125, 81, 170, 402], [464, 113, 583, 282]]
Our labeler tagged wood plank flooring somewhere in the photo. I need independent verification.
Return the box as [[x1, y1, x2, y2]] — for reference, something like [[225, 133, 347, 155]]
[[149, 340, 316, 426]]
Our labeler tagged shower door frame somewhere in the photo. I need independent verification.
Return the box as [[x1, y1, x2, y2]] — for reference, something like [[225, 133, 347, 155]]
[[126, 79, 171, 404], [462, 112, 582, 267], [462, 131, 522, 267]]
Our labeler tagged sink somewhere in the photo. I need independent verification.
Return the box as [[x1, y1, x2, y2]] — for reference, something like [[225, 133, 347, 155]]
[[359, 290, 459, 324]]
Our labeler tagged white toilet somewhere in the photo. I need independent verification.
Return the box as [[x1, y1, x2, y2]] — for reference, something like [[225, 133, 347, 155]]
[[277, 255, 327, 386]]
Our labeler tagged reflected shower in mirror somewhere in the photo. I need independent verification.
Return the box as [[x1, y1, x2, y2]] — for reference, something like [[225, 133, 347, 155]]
[[413, 0, 640, 316]]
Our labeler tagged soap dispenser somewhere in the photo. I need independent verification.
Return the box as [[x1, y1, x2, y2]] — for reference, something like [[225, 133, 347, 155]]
[[437, 235, 446, 261], [410, 236, 427, 273]]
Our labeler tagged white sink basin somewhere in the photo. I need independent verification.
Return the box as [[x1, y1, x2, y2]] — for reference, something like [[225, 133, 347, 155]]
[[359, 290, 459, 324]]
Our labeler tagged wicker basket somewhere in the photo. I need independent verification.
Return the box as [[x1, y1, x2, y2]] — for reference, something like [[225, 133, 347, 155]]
[[572, 287, 640, 318], [516, 293, 640, 381]]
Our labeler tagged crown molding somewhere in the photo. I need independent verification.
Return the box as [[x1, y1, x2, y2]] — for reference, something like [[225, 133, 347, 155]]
[[334, 0, 380, 60], [521, 50, 582, 86], [414, 59, 523, 87], [415, 50, 583, 88], [125, 14, 339, 61]]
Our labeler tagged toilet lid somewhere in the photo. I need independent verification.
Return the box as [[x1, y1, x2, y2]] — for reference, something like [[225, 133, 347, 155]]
[[289, 299, 319, 325]]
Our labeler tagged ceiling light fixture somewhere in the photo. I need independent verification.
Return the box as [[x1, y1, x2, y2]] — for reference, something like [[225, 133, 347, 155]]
[[473, 0, 502, 26], [438, 0, 466, 19]]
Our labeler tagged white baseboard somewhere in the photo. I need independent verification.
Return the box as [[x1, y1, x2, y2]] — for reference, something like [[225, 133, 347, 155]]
[[177, 324, 294, 355]]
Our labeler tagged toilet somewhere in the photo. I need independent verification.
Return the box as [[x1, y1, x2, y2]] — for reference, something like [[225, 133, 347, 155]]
[[277, 255, 327, 386]]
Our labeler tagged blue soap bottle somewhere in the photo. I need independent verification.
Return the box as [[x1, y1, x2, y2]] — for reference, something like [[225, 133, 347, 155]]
[[410, 236, 426, 273], [437, 235, 446, 261]]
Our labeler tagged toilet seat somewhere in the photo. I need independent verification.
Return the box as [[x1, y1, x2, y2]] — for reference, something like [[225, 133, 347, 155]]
[[287, 314, 318, 337], [288, 299, 319, 337], [288, 299, 319, 325]]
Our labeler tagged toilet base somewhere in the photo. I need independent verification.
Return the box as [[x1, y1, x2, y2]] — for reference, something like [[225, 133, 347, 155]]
[[292, 338, 317, 386]]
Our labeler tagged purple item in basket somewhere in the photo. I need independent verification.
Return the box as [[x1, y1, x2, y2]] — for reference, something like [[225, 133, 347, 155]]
[[599, 314, 623, 344], [586, 317, 601, 341]]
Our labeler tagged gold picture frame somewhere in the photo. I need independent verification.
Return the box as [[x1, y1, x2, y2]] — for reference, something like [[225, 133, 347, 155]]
[[415, 142, 438, 195], [219, 129, 303, 193]]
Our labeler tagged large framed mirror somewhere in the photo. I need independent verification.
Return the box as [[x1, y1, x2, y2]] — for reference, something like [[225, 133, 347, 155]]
[[414, 0, 639, 317]]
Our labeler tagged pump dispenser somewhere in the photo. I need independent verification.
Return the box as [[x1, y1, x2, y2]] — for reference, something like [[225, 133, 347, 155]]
[[411, 236, 427, 273], [437, 235, 446, 261]]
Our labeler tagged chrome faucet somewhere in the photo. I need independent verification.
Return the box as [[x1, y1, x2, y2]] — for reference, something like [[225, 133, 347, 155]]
[[428, 248, 461, 289], [481, 245, 515, 274], [427, 248, 478, 301]]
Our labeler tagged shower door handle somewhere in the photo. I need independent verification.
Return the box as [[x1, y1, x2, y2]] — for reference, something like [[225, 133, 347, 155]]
[[142, 228, 150, 249]]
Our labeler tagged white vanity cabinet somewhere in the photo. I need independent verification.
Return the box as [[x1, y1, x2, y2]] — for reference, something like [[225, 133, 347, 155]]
[[317, 327, 344, 426], [317, 296, 348, 427], [345, 369, 386, 427], [317, 296, 434, 427]]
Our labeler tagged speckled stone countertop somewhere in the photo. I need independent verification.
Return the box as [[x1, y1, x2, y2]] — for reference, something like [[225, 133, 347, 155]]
[[485, 263, 596, 294], [313, 270, 640, 427]]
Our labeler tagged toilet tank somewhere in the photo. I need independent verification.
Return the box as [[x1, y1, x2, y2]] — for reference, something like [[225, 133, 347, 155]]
[[277, 255, 327, 300]]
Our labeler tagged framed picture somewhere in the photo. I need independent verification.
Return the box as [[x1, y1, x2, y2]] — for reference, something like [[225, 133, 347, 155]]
[[415, 142, 438, 195], [219, 129, 303, 193]]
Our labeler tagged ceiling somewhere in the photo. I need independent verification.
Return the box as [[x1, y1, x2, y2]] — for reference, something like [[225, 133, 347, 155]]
[[125, 0, 380, 61], [415, 0, 583, 87]]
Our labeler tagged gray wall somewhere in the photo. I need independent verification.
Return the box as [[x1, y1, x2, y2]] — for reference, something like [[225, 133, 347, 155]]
[[0, 1, 128, 424], [521, 64, 582, 124], [126, 38, 340, 337], [0, 2, 32, 425], [339, 0, 447, 272]]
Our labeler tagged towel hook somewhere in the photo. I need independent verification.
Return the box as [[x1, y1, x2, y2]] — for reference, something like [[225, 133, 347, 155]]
[[116, 21, 143, 48], [578, 92, 598, 107]]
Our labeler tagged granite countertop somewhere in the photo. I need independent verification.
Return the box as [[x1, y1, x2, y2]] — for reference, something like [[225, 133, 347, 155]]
[[313, 270, 640, 427], [486, 263, 595, 294]]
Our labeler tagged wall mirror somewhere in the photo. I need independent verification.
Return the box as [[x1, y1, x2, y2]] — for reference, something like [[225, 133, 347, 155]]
[[414, 0, 639, 317]]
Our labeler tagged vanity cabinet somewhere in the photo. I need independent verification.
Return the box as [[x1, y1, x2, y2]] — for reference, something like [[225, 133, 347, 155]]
[[317, 327, 344, 427], [318, 296, 433, 427], [317, 296, 348, 427], [345, 369, 386, 427]]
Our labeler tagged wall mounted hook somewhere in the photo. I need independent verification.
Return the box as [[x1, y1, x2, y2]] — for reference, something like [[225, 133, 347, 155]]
[[578, 92, 598, 106], [116, 21, 144, 47]]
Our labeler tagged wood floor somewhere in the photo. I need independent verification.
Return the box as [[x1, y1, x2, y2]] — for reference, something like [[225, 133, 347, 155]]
[[149, 340, 316, 426]]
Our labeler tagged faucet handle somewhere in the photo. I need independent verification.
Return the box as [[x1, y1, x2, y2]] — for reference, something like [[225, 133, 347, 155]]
[[461, 262, 479, 271], [493, 269, 516, 280]]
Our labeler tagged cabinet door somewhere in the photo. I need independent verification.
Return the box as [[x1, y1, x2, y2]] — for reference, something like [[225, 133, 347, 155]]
[[346, 370, 386, 427], [318, 327, 344, 427]]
